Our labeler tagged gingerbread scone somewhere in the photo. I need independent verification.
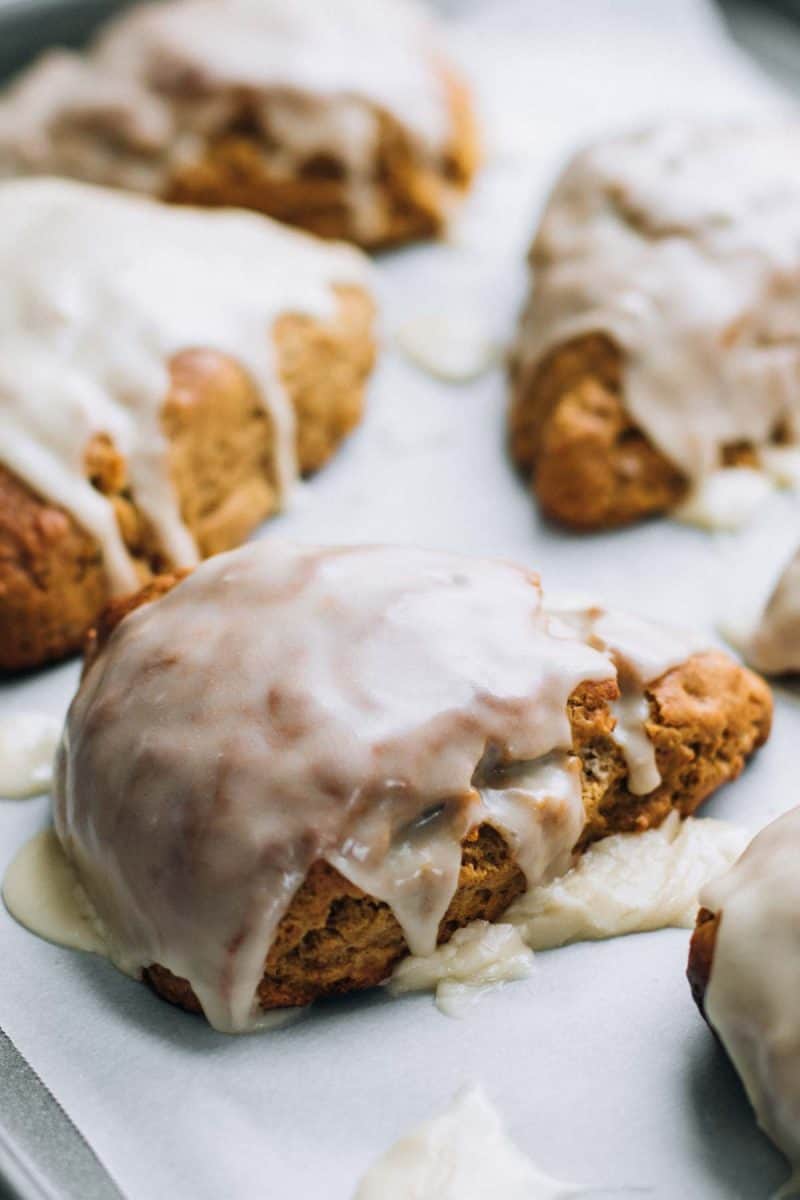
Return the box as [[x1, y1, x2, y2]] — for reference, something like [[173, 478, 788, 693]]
[[0, 0, 478, 250], [510, 123, 800, 530], [0, 178, 375, 672], [688, 807, 800, 1178], [9, 542, 769, 1031]]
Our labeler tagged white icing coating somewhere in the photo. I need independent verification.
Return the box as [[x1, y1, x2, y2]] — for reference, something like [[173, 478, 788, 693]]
[[395, 313, 499, 382], [701, 807, 800, 1175], [513, 123, 800, 489], [54, 542, 616, 1032], [741, 546, 800, 675], [509, 812, 748, 950], [388, 813, 745, 1013], [608, 692, 660, 797], [761, 446, 800, 491], [673, 468, 773, 531], [0, 0, 454, 243], [353, 1085, 582, 1200], [0, 713, 61, 799], [388, 920, 534, 1016], [106, 0, 448, 146], [2, 827, 304, 1031], [3, 829, 107, 956], [0, 177, 368, 593]]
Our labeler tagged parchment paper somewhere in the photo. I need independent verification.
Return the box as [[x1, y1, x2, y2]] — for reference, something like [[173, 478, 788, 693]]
[[0, 3, 797, 1196]]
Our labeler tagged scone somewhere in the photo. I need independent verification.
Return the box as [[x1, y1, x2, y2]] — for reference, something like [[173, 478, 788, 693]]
[[738, 545, 800, 675], [50, 541, 770, 1031], [509, 123, 800, 530], [688, 807, 800, 1175], [0, 177, 375, 673], [0, 0, 478, 250]]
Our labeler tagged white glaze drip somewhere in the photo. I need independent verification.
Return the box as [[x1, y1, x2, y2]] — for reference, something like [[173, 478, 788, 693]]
[[389, 813, 745, 1013], [354, 1085, 583, 1200], [0, 178, 368, 593], [388, 920, 534, 1017], [674, 467, 774, 531], [608, 693, 660, 796], [395, 313, 499, 383], [475, 753, 585, 888], [3, 829, 107, 955], [701, 807, 800, 1177], [509, 812, 748, 950], [514, 123, 800, 491], [762, 446, 800, 490], [0, 713, 61, 799], [3, 829, 303, 1031]]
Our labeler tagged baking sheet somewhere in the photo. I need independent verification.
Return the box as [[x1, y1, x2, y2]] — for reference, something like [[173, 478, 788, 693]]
[[0, 2, 798, 1196]]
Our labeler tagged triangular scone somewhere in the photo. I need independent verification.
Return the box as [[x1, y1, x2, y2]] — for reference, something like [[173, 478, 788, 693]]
[[510, 123, 800, 530], [0, 179, 375, 672], [51, 543, 771, 1028], [688, 808, 800, 1176], [0, 0, 478, 250]]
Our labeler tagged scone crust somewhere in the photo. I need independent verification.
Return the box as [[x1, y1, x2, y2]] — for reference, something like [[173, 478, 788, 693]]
[[509, 334, 688, 530], [687, 906, 719, 1017], [574, 648, 772, 845], [0, 285, 375, 672], [509, 333, 761, 531], [163, 65, 479, 250], [81, 577, 772, 1014]]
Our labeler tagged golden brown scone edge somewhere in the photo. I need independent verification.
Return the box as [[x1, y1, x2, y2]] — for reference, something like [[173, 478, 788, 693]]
[[509, 334, 688, 530], [575, 649, 772, 846], [509, 333, 764, 531], [687, 906, 719, 1018]]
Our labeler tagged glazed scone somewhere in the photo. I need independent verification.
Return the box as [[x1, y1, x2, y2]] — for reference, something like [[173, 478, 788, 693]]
[[0, 0, 478, 250], [0, 177, 375, 673], [510, 123, 800, 530], [688, 807, 800, 1177], [45, 542, 770, 1030]]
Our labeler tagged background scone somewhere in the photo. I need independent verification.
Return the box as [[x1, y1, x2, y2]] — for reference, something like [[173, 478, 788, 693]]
[[0, 0, 478, 250], [509, 123, 800, 530], [688, 807, 800, 1177], [0, 178, 375, 673], [51, 542, 770, 1031], [737, 546, 800, 675]]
